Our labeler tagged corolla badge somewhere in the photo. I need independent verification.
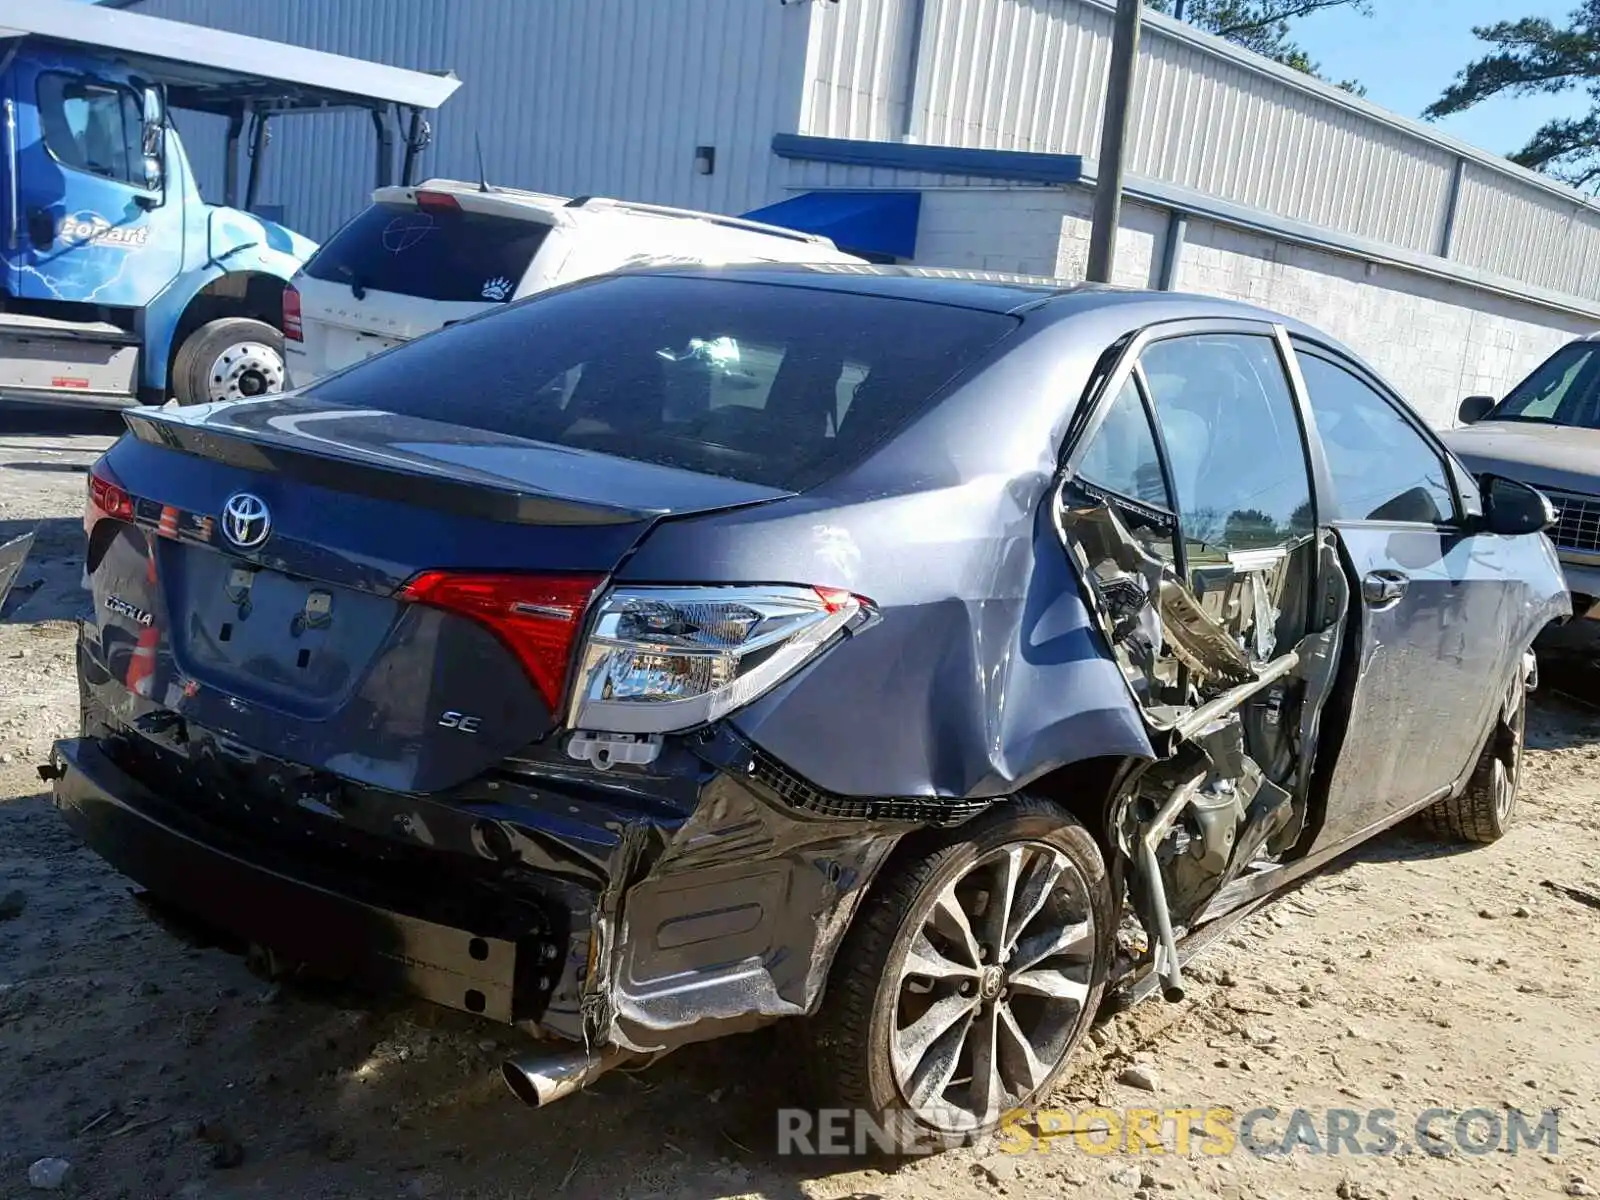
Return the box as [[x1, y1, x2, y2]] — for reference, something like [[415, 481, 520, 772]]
[[220, 492, 272, 550]]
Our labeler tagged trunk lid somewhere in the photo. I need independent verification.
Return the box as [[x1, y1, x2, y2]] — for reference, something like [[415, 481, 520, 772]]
[[87, 396, 786, 792]]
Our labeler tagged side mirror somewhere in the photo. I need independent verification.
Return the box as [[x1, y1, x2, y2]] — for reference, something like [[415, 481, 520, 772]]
[[1458, 394, 1496, 425], [138, 86, 166, 205], [1479, 474, 1557, 537]]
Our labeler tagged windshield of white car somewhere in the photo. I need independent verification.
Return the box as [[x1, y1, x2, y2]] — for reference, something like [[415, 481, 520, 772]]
[[1489, 341, 1600, 428]]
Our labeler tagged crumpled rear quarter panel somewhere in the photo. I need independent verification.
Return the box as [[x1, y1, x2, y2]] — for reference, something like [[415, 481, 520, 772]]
[[620, 308, 1159, 800]]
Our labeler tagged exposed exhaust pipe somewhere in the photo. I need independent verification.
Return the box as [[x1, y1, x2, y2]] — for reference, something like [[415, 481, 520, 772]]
[[501, 1046, 629, 1108]]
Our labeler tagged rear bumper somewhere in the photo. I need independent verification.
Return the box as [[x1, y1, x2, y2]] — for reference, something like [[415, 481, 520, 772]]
[[63, 621, 935, 1055], [51, 737, 542, 1023]]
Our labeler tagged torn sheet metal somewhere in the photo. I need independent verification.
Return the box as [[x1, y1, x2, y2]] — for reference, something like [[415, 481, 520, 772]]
[[1055, 480, 1345, 995]]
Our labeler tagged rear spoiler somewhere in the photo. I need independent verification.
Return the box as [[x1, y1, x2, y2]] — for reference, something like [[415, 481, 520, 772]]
[[123, 409, 654, 528]]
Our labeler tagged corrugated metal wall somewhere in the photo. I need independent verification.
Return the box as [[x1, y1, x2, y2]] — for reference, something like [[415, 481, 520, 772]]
[[127, 0, 1600, 304], [132, 0, 812, 239], [800, 0, 1600, 304], [1450, 167, 1600, 301], [799, 0, 920, 144]]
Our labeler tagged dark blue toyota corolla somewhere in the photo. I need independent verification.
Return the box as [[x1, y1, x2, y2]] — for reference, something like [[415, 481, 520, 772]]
[[50, 266, 1568, 1147]]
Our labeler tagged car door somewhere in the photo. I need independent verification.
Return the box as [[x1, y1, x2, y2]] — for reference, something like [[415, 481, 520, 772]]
[[1060, 320, 1331, 752], [9, 60, 183, 307], [1291, 339, 1522, 849]]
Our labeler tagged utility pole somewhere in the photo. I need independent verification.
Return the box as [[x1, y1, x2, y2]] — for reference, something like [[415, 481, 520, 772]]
[[1173, 0, 1186, 19], [1086, 0, 1143, 283]]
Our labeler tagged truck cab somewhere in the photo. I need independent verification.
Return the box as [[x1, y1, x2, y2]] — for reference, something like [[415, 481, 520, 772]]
[[0, 0, 458, 408]]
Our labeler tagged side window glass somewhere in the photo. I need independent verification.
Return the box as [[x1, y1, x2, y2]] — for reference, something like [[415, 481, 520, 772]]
[[1076, 377, 1172, 510], [1139, 334, 1315, 555], [37, 74, 144, 187], [1297, 352, 1456, 524]]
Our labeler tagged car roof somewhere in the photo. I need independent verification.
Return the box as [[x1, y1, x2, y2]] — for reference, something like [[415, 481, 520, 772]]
[[636, 262, 1307, 324], [373, 181, 841, 250], [622, 262, 1087, 312], [621, 262, 1393, 394]]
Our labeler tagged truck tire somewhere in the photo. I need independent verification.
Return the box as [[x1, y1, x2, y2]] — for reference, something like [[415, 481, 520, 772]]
[[1416, 667, 1528, 845], [806, 795, 1111, 1153], [172, 318, 286, 406]]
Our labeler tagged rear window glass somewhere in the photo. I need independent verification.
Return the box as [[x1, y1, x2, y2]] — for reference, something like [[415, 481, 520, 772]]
[[303, 274, 1017, 490], [302, 201, 552, 304]]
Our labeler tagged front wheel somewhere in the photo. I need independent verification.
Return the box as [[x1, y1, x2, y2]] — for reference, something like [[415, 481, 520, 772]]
[[1417, 662, 1529, 844], [171, 317, 286, 406], [808, 796, 1112, 1150]]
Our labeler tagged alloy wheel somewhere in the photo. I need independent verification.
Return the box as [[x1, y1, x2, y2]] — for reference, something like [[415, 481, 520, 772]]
[[889, 842, 1097, 1133], [1494, 679, 1527, 823]]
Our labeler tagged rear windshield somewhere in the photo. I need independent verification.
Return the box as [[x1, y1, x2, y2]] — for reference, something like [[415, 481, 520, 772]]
[[302, 201, 552, 304], [1490, 340, 1600, 429], [302, 274, 1017, 490]]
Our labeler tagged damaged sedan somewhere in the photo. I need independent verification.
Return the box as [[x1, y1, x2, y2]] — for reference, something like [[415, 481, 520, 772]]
[[49, 266, 1568, 1147]]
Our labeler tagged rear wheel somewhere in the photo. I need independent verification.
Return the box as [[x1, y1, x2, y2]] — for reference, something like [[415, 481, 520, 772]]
[[172, 317, 286, 406], [1417, 666, 1528, 844], [808, 796, 1111, 1151]]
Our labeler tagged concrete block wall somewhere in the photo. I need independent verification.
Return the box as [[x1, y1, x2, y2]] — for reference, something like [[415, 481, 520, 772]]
[[1171, 220, 1593, 427], [915, 187, 1166, 285], [914, 189, 1078, 276], [912, 187, 1594, 427]]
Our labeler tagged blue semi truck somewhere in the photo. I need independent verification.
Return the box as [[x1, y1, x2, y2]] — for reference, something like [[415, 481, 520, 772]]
[[0, 0, 458, 408]]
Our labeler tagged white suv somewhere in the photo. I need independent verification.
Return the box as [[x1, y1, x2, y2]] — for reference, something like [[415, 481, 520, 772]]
[[283, 180, 863, 386]]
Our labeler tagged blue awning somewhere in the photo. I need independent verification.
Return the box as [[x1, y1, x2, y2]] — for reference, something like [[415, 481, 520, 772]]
[[742, 190, 921, 260]]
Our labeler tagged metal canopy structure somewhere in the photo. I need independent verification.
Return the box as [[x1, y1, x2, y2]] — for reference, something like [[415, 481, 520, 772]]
[[0, 0, 460, 114]]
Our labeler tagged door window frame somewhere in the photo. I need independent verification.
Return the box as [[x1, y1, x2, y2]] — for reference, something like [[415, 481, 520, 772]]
[[1062, 318, 1327, 555], [1287, 334, 1470, 529], [34, 70, 150, 192]]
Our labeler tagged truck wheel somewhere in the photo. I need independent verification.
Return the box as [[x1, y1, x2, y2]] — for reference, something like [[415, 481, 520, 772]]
[[172, 318, 286, 406], [1417, 666, 1528, 844], [807, 795, 1111, 1152]]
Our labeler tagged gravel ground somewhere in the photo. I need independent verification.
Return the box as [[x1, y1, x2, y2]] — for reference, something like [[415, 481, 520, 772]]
[[0, 407, 1597, 1200]]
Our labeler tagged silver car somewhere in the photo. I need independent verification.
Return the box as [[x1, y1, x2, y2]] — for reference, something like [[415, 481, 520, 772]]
[[1445, 336, 1600, 622], [49, 269, 1571, 1148]]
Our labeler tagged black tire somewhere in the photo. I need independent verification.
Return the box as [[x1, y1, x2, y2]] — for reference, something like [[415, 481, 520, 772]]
[[1417, 667, 1528, 844], [806, 795, 1112, 1152], [171, 317, 286, 406]]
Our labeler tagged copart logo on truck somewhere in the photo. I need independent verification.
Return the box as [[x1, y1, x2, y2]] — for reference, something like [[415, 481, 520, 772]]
[[58, 213, 151, 249]]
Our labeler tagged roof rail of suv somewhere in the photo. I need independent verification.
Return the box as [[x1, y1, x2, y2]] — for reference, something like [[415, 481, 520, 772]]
[[563, 195, 830, 245]]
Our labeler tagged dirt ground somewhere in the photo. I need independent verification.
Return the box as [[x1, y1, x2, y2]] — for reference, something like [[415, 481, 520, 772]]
[[1, 409, 1598, 1200]]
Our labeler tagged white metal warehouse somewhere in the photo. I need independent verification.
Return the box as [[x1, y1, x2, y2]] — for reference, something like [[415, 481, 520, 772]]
[[120, 0, 1600, 425]]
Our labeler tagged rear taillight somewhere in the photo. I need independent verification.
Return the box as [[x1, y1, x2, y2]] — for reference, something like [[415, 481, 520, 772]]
[[282, 283, 303, 342], [88, 460, 133, 527], [567, 585, 870, 735], [415, 190, 461, 213], [398, 571, 604, 711]]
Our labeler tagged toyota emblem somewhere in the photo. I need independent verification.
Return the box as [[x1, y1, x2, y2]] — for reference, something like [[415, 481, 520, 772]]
[[220, 492, 272, 550]]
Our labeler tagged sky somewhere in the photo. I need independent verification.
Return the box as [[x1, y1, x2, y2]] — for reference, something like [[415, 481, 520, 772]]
[[1296, 0, 1585, 161]]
